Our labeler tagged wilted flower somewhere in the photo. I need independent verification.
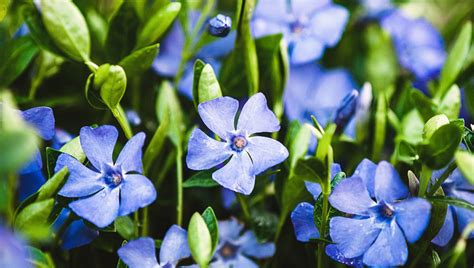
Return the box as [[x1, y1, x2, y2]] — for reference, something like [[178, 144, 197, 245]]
[[57, 125, 156, 228], [211, 218, 275, 267], [186, 93, 289, 195], [0, 225, 31, 268], [208, 14, 232, 37], [252, 0, 349, 65], [328, 161, 431, 266], [118, 225, 190, 268]]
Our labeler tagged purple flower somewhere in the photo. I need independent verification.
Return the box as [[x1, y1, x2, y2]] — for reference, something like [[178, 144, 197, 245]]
[[118, 225, 190, 268], [211, 218, 275, 267], [52, 209, 99, 250], [252, 0, 349, 65], [57, 125, 156, 228], [186, 93, 289, 195], [328, 160, 431, 266], [432, 168, 474, 246], [0, 225, 31, 268], [208, 14, 232, 37]]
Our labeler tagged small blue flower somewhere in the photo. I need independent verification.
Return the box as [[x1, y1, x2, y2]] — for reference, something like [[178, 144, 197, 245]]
[[118, 225, 190, 268], [208, 14, 232, 37], [328, 160, 431, 266], [252, 0, 349, 65], [186, 93, 289, 195], [126, 109, 142, 127], [52, 209, 99, 250], [57, 125, 156, 228], [432, 168, 474, 246], [210, 218, 275, 267], [0, 225, 31, 268]]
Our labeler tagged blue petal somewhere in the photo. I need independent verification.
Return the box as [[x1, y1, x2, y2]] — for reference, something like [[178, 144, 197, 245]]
[[197, 31, 236, 58], [304, 181, 322, 200], [245, 136, 288, 175], [237, 93, 280, 134], [432, 206, 454, 246], [0, 226, 32, 268], [61, 220, 99, 250], [329, 176, 375, 215], [392, 198, 431, 243], [454, 206, 474, 239], [116, 132, 146, 174], [152, 21, 184, 77], [80, 125, 118, 170], [290, 36, 325, 65], [69, 187, 120, 228], [118, 237, 158, 268], [160, 225, 191, 265], [212, 255, 259, 268], [325, 244, 364, 268], [252, 18, 289, 39], [18, 170, 45, 201], [198, 97, 239, 140], [218, 218, 244, 241], [329, 217, 380, 258], [186, 128, 233, 170], [238, 231, 275, 259], [52, 128, 73, 149], [19, 149, 42, 174], [212, 153, 255, 195], [118, 174, 157, 216], [291, 0, 330, 17], [57, 154, 104, 198], [450, 168, 474, 191], [253, 0, 287, 21], [374, 161, 408, 203], [351, 158, 376, 197], [363, 221, 408, 266], [221, 188, 236, 209], [290, 202, 320, 242], [22, 107, 55, 140], [309, 5, 349, 46]]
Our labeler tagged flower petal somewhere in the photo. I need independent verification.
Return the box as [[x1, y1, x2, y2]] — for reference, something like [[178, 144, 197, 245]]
[[329, 176, 375, 215], [212, 153, 255, 195], [19, 149, 42, 174], [80, 125, 118, 170], [61, 220, 99, 250], [352, 158, 377, 197], [160, 225, 191, 265], [309, 5, 349, 46], [290, 36, 325, 65], [186, 128, 233, 170], [22, 107, 55, 140], [432, 206, 454, 246], [392, 198, 431, 243], [237, 93, 280, 135], [198, 96, 239, 140], [454, 206, 474, 239], [305, 164, 341, 200], [116, 132, 146, 174], [291, 0, 330, 18], [69, 187, 120, 228], [57, 154, 104, 198], [291, 202, 320, 242], [245, 136, 288, 175], [118, 174, 157, 216], [374, 161, 408, 203], [325, 244, 364, 268], [218, 218, 244, 241], [363, 221, 408, 266], [329, 217, 380, 259], [18, 170, 45, 201], [118, 237, 159, 268], [238, 231, 275, 259]]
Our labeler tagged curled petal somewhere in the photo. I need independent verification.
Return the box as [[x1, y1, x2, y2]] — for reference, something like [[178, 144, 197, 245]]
[[291, 202, 320, 242], [22, 106, 55, 140]]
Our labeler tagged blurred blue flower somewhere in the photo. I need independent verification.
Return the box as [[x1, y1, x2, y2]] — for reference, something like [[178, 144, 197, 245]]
[[118, 225, 190, 268], [186, 93, 289, 195], [52, 209, 99, 250], [432, 168, 474, 246], [210, 218, 275, 267], [328, 161, 431, 266], [125, 110, 142, 127], [51, 128, 73, 150], [252, 0, 349, 65], [0, 225, 31, 268], [208, 14, 232, 37], [360, 0, 392, 18], [221, 188, 236, 209], [57, 125, 156, 228], [381, 10, 446, 88], [334, 90, 359, 134]]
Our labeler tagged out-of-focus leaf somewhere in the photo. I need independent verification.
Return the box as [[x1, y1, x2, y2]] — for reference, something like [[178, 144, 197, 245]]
[[26, 246, 55, 268], [422, 114, 450, 140], [293, 157, 325, 185], [288, 123, 312, 169], [143, 110, 169, 174], [14, 198, 54, 240], [455, 151, 474, 184], [411, 90, 437, 121], [156, 81, 184, 146], [438, 84, 461, 120], [428, 196, 474, 211], [0, 36, 39, 87]]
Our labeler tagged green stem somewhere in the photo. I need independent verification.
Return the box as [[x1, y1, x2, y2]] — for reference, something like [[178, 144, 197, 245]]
[[134, 211, 139, 237], [85, 61, 99, 73], [237, 193, 251, 223], [176, 146, 183, 226], [372, 92, 386, 161], [111, 105, 133, 139], [317, 147, 333, 268], [141, 207, 149, 237], [427, 161, 457, 196], [6, 173, 16, 225], [418, 165, 433, 197]]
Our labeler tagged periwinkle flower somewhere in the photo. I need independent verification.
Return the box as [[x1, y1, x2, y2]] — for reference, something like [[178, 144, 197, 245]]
[[432, 168, 474, 246], [186, 93, 289, 195], [57, 125, 156, 228], [0, 225, 31, 268], [118, 225, 190, 268], [252, 0, 349, 65], [208, 14, 232, 37], [211, 218, 275, 267], [328, 160, 431, 266]]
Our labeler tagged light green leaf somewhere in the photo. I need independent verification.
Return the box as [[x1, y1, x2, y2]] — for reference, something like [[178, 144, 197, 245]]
[[438, 84, 461, 120], [26, 246, 55, 268], [119, 44, 160, 77], [422, 114, 450, 140], [14, 198, 54, 240], [156, 81, 184, 146], [37, 167, 68, 201], [188, 212, 213, 267], [192, 60, 222, 108], [455, 151, 474, 184], [289, 124, 312, 169], [115, 216, 135, 240], [143, 110, 169, 174], [94, 64, 127, 110], [60, 136, 86, 162]]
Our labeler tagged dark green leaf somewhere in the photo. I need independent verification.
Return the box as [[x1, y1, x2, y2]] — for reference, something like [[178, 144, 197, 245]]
[[419, 123, 464, 169], [201, 207, 219, 254], [115, 216, 135, 240], [411, 90, 437, 121], [428, 196, 474, 211], [293, 157, 325, 184], [143, 110, 169, 174], [119, 43, 160, 77], [183, 170, 219, 188], [0, 36, 39, 87]]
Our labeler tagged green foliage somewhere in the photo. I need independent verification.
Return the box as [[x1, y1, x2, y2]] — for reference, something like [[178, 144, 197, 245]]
[[115, 216, 135, 240], [0, 35, 39, 87], [188, 212, 213, 267], [455, 151, 474, 184], [183, 170, 219, 188], [192, 59, 222, 107]]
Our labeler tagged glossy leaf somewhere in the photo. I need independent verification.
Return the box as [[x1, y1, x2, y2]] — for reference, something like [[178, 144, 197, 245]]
[[119, 44, 160, 77], [14, 198, 54, 239], [94, 64, 127, 110], [419, 123, 464, 169], [201, 207, 219, 255], [37, 167, 68, 201], [188, 212, 213, 267], [192, 60, 222, 108]]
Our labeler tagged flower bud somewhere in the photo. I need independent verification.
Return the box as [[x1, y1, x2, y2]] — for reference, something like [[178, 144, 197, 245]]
[[208, 14, 231, 37], [334, 89, 359, 134], [93, 64, 127, 111]]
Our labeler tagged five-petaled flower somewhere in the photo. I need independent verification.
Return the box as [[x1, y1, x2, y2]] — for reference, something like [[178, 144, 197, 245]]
[[118, 225, 190, 268], [186, 93, 289, 195], [328, 160, 431, 266], [57, 125, 156, 228]]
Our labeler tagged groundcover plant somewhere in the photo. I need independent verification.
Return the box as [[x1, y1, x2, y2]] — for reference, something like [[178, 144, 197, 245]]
[[1, 0, 474, 267]]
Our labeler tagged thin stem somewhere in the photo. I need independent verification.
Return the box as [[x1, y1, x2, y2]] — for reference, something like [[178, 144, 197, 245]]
[[176, 146, 183, 226], [141, 207, 149, 237], [237, 193, 251, 223], [134, 211, 140, 237], [111, 105, 133, 139], [418, 165, 433, 197], [427, 161, 457, 196]]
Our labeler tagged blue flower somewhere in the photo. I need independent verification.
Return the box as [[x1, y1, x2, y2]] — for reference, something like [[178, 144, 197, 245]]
[[252, 0, 349, 65], [328, 160, 431, 266], [210, 218, 275, 267], [0, 225, 31, 268], [126, 109, 142, 127], [52, 209, 99, 250], [208, 14, 232, 37], [51, 128, 73, 150], [432, 168, 474, 246], [186, 93, 289, 195], [57, 125, 156, 228], [118, 225, 190, 268], [381, 10, 446, 88]]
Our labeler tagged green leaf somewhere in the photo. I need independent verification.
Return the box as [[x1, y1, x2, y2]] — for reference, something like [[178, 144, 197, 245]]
[[316, 123, 337, 161], [419, 123, 464, 169], [293, 157, 325, 185], [372, 91, 387, 160], [188, 212, 213, 267], [39, 0, 91, 62], [201, 207, 219, 255], [192, 60, 222, 108], [0, 36, 39, 87], [438, 84, 461, 120], [411, 90, 437, 121], [26, 246, 55, 268], [143, 110, 169, 174], [0, 129, 38, 174], [400, 109, 425, 144], [45, 147, 61, 178], [156, 81, 184, 146], [59, 136, 86, 162], [428, 196, 474, 211], [14, 198, 54, 240], [422, 114, 450, 140], [183, 170, 219, 188], [393, 139, 418, 165], [115, 216, 135, 240], [289, 123, 312, 169], [135, 2, 181, 49], [84, 73, 108, 109], [455, 151, 474, 184], [438, 22, 472, 98], [119, 43, 160, 77], [94, 64, 127, 110], [37, 167, 68, 201]]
